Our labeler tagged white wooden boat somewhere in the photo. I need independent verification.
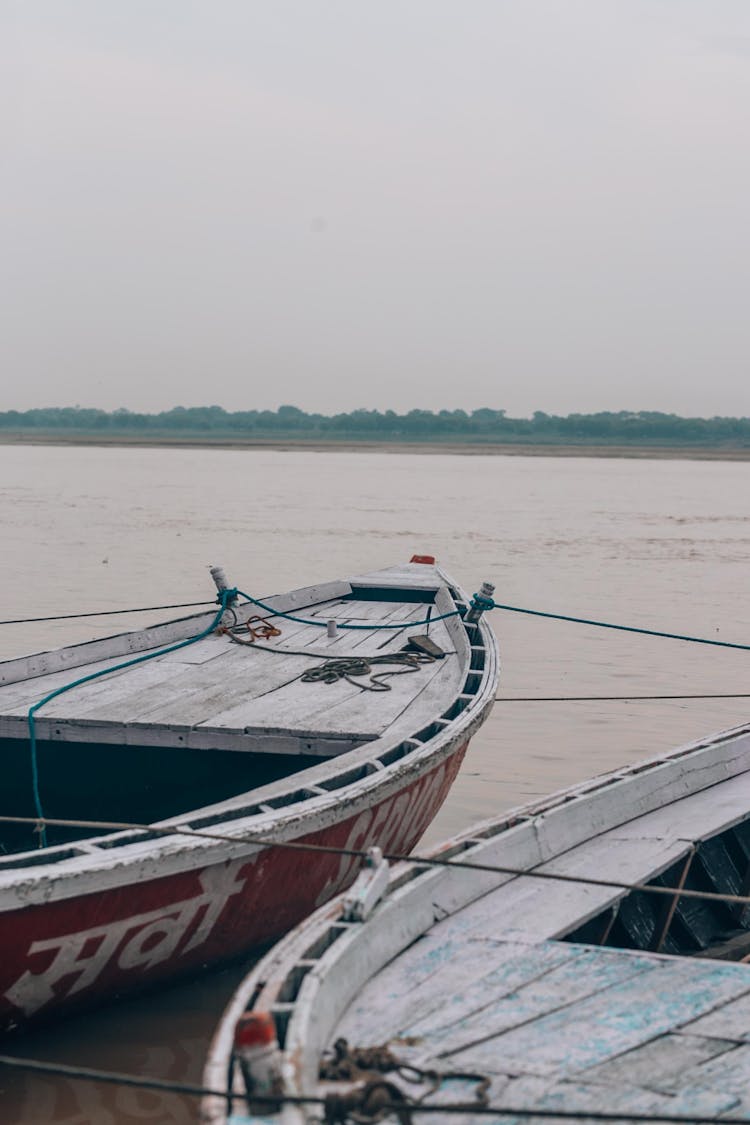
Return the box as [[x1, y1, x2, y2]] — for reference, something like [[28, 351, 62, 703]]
[[0, 559, 498, 1032], [203, 719, 750, 1124]]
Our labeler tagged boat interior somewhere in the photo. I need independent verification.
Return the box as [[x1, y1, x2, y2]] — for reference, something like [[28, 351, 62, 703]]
[[0, 569, 487, 858], [205, 728, 750, 1125]]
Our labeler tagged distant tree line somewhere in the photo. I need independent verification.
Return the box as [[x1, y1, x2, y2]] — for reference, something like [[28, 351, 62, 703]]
[[0, 405, 748, 446]]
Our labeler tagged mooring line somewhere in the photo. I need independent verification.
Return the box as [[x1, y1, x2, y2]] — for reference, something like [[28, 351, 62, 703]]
[[1, 812, 750, 911], [0, 1052, 746, 1123], [0, 601, 213, 625], [496, 693, 750, 701]]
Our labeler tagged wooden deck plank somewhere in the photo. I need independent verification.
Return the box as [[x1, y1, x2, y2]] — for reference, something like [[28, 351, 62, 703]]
[[31, 642, 245, 722], [424, 772, 750, 950], [440, 951, 750, 1077], [604, 771, 750, 845], [196, 620, 455, 738], [74, 644, 322, 727], [268, 601, 425, 652], [579, 1032, 737, 1093], [349, 564, 445, 591], [499, 1077, 742, 1121], [426, 836, 690, 947], [404, 944, 655, 1060], [335, 939, 576, 1047], [674, 1043, 750, 1103], [678, 992, 750, 1042], [8, 605, 387, 728], [0, 648, 171, 712], [1, 658, 196, 722]]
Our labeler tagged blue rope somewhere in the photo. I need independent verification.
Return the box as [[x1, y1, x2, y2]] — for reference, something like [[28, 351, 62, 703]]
[[235, 589, 462, 630], [28, 592, 235, 848], [482, 599, 750, 652]]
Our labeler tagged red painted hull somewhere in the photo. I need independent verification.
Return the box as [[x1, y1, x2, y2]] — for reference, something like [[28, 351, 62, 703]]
[[0, 742, 467, 1032]]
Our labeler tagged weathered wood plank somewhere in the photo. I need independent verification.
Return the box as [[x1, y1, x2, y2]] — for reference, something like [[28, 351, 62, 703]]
[[404, 944, 655, 1060], [426, 835, 689, 948], [336, 939, 574, 1047], [673, 1042, 750, 1104], [678, 993, 750, 1042], [0, 578, 353, 688], [604, 771, 750, 846], [498, 1076, 741, 1122], [579, 1031, 736, 1092], [2, 658, 194, 722], [440, 952, 750, 1077], [349, 564, 445, 590], [307, 646, 459, 740], [72, 646, 310, 727], [196, 620, 456, 738], [0, 648, 172, 712]]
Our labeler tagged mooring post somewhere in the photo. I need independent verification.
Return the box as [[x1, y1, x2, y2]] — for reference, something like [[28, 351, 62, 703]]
[[466, 580, 495, 627], [210, 565, 239, 624]]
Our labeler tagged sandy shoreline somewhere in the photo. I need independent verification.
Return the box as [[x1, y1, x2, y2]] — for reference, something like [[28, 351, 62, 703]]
[[1, 432, 749, 461]]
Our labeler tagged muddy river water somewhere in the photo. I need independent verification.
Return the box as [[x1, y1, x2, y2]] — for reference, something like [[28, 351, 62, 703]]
[[1, 444, 748, 1123]]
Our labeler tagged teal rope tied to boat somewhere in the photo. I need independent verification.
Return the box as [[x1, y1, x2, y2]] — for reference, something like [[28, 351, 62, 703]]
[[28, 589, 237, 849], [469, 593, 750, 652]]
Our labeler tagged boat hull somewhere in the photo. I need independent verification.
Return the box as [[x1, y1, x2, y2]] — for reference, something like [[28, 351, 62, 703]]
[[0, 740, 467, 1032]]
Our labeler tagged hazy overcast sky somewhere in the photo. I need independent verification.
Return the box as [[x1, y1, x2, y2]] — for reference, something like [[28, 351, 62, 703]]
[[2, 1, 749, 416]]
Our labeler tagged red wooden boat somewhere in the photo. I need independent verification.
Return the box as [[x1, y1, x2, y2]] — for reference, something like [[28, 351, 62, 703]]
[[0, 560, 498, 1032]]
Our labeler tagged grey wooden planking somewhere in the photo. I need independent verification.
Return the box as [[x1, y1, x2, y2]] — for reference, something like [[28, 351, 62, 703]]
[[424, 836, 690, 948], [4, 660, 194, 726], [198, 608, 453, 738], [402, 944, 656, 1058], [421, 771, 750, 949], [675, 1042, 750, 1103], [603, 770, 750, 845], [331, 941, 750, 1124], [336, 938, 577, 1047], [579, 1031, 737, 1092], [501, 1076, 740, 1122], [436, 947, 750, 1077], [0, 648, 168, 711], [0, 593, 453, 745], [679, 992, 750, 1041]]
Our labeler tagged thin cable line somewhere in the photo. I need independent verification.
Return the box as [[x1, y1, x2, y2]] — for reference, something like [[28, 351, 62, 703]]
[[0, 1053, 227, 1100], [0, 1053, 747, 1122], [2, 812, 750, 910], [495, 693, 750, 702], [0, 602, 213, 625], [491, 601, 750, 651]]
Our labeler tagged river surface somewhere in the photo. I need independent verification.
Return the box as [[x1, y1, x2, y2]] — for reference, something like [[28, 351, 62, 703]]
[[0, 444, 749, 1123]]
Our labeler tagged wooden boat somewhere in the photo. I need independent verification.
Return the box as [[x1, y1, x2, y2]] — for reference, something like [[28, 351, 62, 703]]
[[203, 719, 750, 1124], [0, 559, 498, 1033]]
